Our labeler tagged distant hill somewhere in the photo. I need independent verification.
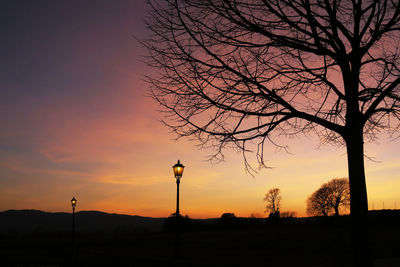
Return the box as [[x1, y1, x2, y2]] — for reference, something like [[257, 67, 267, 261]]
[[0, 209, 165, 236]]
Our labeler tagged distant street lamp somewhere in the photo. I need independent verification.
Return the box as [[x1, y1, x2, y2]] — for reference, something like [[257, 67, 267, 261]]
[[172, 160, 184, 258], [71, 197, 77, 246]]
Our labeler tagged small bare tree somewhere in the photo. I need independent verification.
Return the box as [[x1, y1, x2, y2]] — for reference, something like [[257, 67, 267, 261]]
[[307, 178, 350, 216], [264, 188, 281, 216]]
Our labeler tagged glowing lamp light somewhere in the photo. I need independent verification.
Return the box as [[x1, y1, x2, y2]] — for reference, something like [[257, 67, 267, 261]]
[[173, 160, 184, 180], [71, 197, 77, 208]]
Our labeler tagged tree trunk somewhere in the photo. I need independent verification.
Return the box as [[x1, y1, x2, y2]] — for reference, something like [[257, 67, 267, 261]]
[[334, 204, 340, 216], [345, 128, 373, 267]]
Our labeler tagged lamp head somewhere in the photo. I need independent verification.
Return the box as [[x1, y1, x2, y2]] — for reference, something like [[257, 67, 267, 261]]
[[172, 160, 184, 180], [71, 197, 77, 208]]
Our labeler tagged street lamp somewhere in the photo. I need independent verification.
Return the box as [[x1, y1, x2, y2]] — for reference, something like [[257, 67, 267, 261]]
[[172, 160, 184, 258], [173, 160, 184, 216], [71, 197, 77, 246]]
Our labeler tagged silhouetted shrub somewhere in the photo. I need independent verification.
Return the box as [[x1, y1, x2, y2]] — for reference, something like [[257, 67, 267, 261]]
[[269, 211, 280, 219], [163, 213, 192, 232], [219, 213, 238, 226], [220, 213, 236, 221], [280, 211, 296, 218], [265, 211, 280, 224]]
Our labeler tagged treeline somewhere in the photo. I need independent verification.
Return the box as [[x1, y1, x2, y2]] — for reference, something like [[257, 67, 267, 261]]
[[263, 178, 351, 220], [164, 210, 400, 233], [164, 212, 297, 232]]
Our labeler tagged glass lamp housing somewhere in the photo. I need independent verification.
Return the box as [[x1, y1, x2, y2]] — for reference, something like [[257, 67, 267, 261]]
[[71, 197, 77, 208], [173, 160, 184, 179]]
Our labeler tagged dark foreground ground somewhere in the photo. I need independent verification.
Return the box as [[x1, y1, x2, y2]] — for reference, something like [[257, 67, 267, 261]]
[[1, 211, 400, 266]]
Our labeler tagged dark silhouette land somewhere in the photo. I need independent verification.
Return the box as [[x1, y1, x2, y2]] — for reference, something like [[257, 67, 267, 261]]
[[1, 209, 399, 266]]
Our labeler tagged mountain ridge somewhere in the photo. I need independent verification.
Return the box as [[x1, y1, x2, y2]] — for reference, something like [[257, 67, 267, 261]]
[[0, 209, 166, 235]]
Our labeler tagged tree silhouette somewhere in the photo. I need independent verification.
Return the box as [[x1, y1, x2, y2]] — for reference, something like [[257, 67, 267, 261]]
[[264, 188, 281, 217], [280, 211, 296, 218], [307, 178, 350, 216], [144, 1, 400, 266], [307, 187, 332, 217], [327, 178, 351, 216], [220, 212, 237, 225]]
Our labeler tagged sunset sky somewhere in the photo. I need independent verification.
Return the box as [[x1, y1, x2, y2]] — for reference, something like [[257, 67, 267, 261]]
[[1, 0, 399, 219]]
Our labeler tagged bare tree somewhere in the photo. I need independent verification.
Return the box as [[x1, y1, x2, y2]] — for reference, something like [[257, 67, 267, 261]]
[[264, 188, 281, 216], [307, 186, 332, 216], [307, 178, 350, 216], [327, 178, 351, 216], [144, 1, 400, 266]]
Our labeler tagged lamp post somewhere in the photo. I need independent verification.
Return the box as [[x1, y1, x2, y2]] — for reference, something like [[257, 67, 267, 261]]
[[71, 197, 77, 246], [172, 160, 184, 258]]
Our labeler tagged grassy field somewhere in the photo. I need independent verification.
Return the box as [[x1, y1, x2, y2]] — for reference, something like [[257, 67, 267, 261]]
[[1, 215, 399, 267]]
